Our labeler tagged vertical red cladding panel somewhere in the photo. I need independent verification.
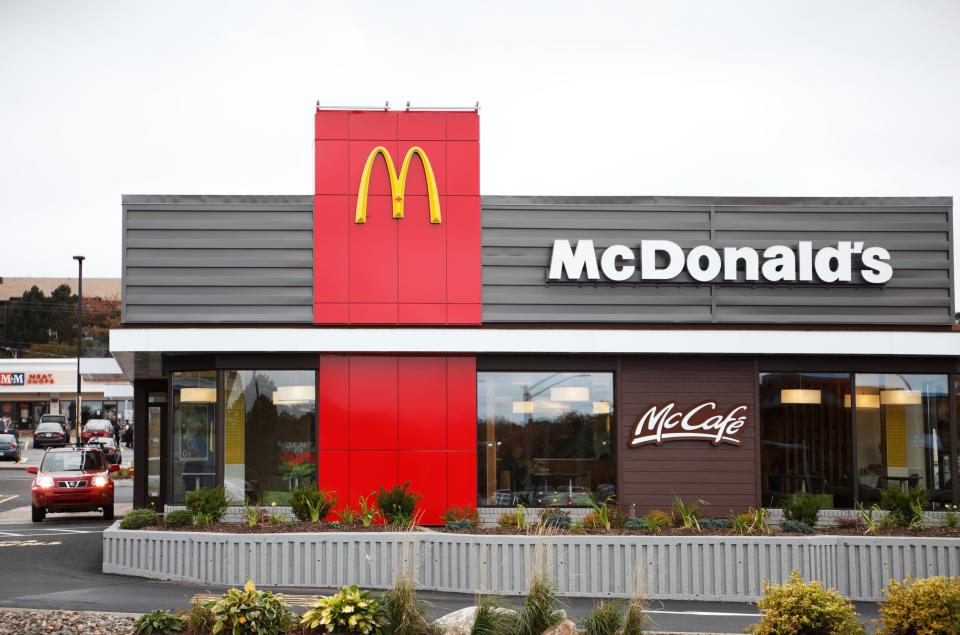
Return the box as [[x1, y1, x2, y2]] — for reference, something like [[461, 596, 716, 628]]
[[348, 357, 398, 450], [314, 109, 480, 325]]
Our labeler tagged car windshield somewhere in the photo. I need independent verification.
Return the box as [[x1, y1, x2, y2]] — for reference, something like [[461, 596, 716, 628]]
[[0, 435, 14, 443], [86, 421, 110, 431], [90, 438, 116, 448], [36, 423, 62, 432], [41, 451, 105, 472], [41, 415, 66, 423]]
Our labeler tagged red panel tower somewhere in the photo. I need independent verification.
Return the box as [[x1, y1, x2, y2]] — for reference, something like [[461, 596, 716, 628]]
[[313, 109, 480, 523]]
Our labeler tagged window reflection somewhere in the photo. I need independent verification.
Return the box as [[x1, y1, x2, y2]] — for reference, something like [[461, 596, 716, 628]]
[[171, 371, 217, 503], [477, 372, 614, 507], [223, 370, 316, 505], [855, 374, 949, 507], [759, 373, 854, 508]]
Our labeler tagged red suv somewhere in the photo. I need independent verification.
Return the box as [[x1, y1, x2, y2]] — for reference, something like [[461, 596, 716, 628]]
[[29, 447, 118, 522]]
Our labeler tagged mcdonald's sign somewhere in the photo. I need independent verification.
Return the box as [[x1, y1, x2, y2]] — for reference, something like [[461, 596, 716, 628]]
[[313, 109, 481, 325], [355, 146, 441, 224]]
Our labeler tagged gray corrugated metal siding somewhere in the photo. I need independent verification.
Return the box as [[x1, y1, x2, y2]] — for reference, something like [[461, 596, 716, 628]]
[[122, 195, 313, 323], [480, 196, 954, 325]]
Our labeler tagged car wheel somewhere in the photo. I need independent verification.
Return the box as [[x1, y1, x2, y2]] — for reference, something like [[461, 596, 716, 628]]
[[103, 502, 114, 521], [31, 505, 45, 523]]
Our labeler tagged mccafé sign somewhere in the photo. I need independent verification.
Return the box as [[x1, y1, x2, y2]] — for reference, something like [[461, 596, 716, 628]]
[[629, 401, 749, 447], [549, 239, 893, 284]]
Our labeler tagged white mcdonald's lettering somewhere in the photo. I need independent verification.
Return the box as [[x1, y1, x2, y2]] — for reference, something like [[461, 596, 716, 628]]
[[629, 401, 748, 447]]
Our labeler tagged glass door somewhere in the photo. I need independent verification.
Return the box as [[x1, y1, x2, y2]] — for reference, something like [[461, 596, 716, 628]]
[[146, 392, 166, 509]]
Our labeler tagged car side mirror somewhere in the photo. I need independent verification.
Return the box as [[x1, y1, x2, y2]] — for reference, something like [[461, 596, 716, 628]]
[[109, 464, 119, 472], [27, 466, 37, 474]]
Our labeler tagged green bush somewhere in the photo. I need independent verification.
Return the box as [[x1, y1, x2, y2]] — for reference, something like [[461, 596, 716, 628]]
[[133, 609, 185, 634], [781, 519, 815, 535], [782, 491, 828, 526], [163, 509, 194, 528], [518, 574, 564, 635], [497, 510, 525, 529], [542, 514, 572, 530], [445, 518, 475, 531], [749, 570, 864, 635], [381, 574, 435, 635], [121, 507, 159, 530], [623, 517, 647, 531], [206, 579, 294, 635], [880, 486, 928, 527], [178, 599, 215, 634], [375, 482, 422, 525], [580, 600, 623, 635], [289, 486, 337, 522], [185, 486, 229, 524], [471, 594, 519, 634], [301, 584, 384, 634], [698, 517, 730, 530], [877, 575, 960, 634]]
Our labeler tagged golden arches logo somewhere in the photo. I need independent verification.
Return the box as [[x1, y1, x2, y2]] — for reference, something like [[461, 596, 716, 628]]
[[355, 146, 441, 224]]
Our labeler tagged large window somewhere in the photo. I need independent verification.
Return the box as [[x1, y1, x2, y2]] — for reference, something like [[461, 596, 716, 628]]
[[477, 372, 614, 507], [759, 373, 854, 508], [171, 371, 217, 503], [223, 370, 316, 505], [855, 374, 950, 506]]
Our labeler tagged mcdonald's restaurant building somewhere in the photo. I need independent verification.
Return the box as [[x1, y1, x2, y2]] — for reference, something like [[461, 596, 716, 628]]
[[112, 108, 960, 522]]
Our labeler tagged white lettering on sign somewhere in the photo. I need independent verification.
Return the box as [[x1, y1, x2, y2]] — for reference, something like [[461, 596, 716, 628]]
[[548, 239, 893, 284], [0, 373, 25, 386], [629, 401, 749, 447]]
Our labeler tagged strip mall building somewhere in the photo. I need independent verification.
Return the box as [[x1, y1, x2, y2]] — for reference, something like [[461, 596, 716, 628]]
[[112, 108, 960, 522]]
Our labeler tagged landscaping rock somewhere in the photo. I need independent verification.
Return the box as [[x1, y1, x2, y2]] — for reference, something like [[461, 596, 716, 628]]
[[542, 618, 578, 635], [433, 605, 519, 635]]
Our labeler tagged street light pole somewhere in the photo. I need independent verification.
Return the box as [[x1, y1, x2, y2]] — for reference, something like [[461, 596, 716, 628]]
[[73, 255, 84, 447]]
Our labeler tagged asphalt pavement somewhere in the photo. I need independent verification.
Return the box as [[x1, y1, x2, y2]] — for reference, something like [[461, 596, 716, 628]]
[[0, 445, 883, 633]]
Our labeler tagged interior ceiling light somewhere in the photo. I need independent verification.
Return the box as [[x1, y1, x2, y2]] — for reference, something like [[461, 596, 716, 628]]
[[780, 389, 822, 405], [880, 389, 922, 406], [272, 385, 315, 405], [592, 401, 611, 414], [180, 388, 217, 403], [843, 393, 880, 409], [550, 386, 589, 402], [511, 401, 534, 414]]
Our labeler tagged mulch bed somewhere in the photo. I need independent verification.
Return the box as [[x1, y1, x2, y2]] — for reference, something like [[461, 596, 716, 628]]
[[135, 520, 960, 537]]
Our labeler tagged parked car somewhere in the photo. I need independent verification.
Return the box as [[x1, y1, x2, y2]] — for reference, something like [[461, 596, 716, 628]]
[[533, 486, 594, 506], [81, 419, 113, 443], [39, 414, 68, 436], [0, 416, 17, 438], [28, 447, 118, 522], [32, 421, 68, 449], [0, 434, 21, 461], [86, 436, 121, 465]]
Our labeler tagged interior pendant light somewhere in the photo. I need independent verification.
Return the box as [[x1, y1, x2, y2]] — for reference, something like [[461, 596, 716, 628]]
[[180, 387, 217, 403]]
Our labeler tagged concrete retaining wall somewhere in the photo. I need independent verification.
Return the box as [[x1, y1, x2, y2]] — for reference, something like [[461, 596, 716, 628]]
[[102, 526, 960, 602]]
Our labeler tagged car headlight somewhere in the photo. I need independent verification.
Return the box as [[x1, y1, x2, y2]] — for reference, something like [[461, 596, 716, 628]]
[[91, 475, 109, 487], [36, 476, 54, 488]]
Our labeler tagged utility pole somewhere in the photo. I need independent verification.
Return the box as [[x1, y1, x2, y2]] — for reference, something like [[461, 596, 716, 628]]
[[73, 255, 84, 447]]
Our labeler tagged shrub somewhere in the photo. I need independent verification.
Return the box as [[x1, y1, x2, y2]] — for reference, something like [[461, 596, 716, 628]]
[[441, 504, 479, 525], [698, 517, 730, 530], [782, 491, 828, 526], [835, 516, 865, 531], [622, 594, 646, 635], [301, 584, 384, 634], [542, 513, 572, 530], [944, 504, 959, 528], [381, 574, 435, 635], [336, 505, 360, 526], [178, 599, 215, 634], [133, 609, 185, 634], [781, 519, 814, 535], [163, 509, 194, 528], [580, 600, 623, 635], [206, 579, 294, 635], [185, 486, 229, 524], [517, 574, 564, 635], [471, 594, 518, 635], [375, 482, 421, 526], [731, 508, 771, 535], [583, 506, 628, 530], [358, 495, 381, 527], [624, 517, 648, 531], [749, 570, 864, 635], [670, 496, 706, 529], [290, 486, 337, 523], [877, 575, 960, 634], [445, 518, 475, 531], [880, 486, 928, 527], [644, 510, 673, 531], [537, 507, 571, 522], [113, 467, 132, 480], [498, 511, 526, 529], [121, 507, 159, 530]]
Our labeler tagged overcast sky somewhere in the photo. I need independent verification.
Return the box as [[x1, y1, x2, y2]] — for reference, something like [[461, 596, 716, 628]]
[[1, 0, 958, 284]]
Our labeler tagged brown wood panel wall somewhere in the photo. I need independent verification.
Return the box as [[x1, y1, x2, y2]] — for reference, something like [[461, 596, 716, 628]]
[[617, 355, 758, 514]]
